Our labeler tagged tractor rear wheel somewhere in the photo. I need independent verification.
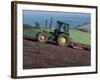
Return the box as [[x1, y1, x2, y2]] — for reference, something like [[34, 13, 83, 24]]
[[57, 33, 70, 47], [37, 32, 48, 43]]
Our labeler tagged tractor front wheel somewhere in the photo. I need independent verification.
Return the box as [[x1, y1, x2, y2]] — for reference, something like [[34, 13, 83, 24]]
[[57, 33, 70, 47], [37, 32, 48, 43]]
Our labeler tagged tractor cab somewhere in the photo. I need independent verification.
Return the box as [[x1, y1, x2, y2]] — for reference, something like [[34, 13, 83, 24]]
[[57, 21, 69, 34], [54, 21, 70, 36]]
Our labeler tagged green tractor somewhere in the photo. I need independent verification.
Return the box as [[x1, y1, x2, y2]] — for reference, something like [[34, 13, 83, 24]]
[[36, 20, 70, 47]]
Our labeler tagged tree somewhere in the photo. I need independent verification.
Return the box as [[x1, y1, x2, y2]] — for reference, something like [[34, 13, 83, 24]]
[[34, 22, 40, 29]]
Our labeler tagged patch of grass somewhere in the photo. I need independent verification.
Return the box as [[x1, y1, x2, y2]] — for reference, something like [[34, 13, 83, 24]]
[[23, 28, 40, 37], [73, 24, 90, 33], [69, 29, 90, 45], [23, 28, 53, 37]]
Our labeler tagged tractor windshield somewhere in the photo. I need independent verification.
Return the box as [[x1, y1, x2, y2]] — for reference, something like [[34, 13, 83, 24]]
[[57, 21, 69, 33], [60, 24, 67, 32]]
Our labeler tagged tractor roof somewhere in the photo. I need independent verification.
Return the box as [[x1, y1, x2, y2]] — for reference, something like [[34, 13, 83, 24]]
[[57, 20, 69, 25]]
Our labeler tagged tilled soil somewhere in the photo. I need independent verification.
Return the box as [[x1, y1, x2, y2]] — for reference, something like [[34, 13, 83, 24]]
[[23, 38, 90, 69]]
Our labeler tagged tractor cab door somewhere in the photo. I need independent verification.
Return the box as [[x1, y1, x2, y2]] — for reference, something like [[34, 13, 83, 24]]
[[60, 24, 68, 33], [57, 21, 69, 34], [54, 21, 69, 39]]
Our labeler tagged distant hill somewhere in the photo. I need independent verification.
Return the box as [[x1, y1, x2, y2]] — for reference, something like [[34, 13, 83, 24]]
[[23, 24, 33, 29], [23, 24, 45, 29], [73, 24, 90, 33]]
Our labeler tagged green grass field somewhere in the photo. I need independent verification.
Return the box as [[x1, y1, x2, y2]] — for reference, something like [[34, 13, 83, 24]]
[[23, 28, 90, 45], [69, 29, 90, 45], [23, 28, 40, 37]]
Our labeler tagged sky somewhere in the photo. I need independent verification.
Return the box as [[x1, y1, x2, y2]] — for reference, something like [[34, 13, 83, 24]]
[[23, 10, 91, 28]]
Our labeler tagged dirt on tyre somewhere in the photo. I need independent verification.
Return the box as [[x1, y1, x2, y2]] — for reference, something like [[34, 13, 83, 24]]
[[57, 33, 70, 47], [37, 32, 48, 43]]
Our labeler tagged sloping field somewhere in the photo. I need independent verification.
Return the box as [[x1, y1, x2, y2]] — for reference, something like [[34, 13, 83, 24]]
[[74, 24, 90, 33], [23, 28, 40, 37], [69, 29, 90, 45], [23, 28, 54, 37], [23, 39, 90, 69]]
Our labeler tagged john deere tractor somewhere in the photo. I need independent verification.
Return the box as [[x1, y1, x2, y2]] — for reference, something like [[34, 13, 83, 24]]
[[36, 20, 70, 46]]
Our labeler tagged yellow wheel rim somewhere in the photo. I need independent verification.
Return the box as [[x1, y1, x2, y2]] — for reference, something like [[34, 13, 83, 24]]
[[40, 35, 45, 40], [59, 37, 66, 44]]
